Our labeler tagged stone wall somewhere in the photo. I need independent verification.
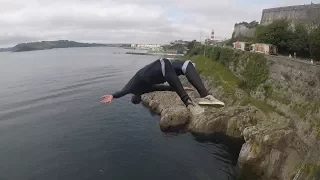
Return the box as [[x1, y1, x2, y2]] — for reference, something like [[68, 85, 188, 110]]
[[261, 3, 320, 25]]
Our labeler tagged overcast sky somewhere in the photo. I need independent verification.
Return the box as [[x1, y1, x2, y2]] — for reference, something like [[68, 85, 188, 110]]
[[0, 0, 319, 47]]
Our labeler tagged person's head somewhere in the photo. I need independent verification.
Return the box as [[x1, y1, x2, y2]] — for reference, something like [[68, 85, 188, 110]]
[[131, 94, 142, 104]]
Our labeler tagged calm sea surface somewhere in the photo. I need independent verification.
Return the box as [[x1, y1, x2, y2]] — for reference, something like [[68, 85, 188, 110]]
[[0, 47, 237, 180]]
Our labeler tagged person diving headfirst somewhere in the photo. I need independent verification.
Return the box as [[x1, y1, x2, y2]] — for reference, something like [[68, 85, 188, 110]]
[[100, 58, 225, 111]]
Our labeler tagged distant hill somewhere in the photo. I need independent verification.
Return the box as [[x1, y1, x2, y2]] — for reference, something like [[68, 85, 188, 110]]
[[11, 40, 131, 52], [11, 40, 110, 52]]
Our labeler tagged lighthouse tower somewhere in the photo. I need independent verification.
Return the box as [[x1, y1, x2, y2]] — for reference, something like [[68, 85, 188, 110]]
[[210, 29, 214, 41]]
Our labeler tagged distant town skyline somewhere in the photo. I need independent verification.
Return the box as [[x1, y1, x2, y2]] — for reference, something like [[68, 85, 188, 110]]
[[1, 0, 320, 48]]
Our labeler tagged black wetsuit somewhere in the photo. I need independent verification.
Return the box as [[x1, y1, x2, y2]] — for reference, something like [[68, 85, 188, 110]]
[[112, 58, 209, 106]]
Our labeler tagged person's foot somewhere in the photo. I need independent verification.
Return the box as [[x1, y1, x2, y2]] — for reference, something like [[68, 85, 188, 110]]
[[197, 95, 225, 108], [186, 100, 205, 115]]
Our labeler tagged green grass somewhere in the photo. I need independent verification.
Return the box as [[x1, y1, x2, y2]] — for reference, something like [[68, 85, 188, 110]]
[[189, 55, 280, 115], [317, 123, 320, 139], [263, 83, 273, 99], [190, 55, 240, 95], [311, 103, 320, 114], [293, 102, 320, 119], [186, 45, 269, 92], [293, 104, 307, 119], [186, 48, 311, 117], [241, 53, 269, 91], [270, 92, 291, 105], [261, 82, 292, 105], [240, 95, 277, 114], [180, 55, 191, 61], [300, 163, 320, 178]]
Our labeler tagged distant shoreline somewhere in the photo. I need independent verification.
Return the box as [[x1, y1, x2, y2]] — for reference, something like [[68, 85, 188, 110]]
[[0, 40, 131, 53]]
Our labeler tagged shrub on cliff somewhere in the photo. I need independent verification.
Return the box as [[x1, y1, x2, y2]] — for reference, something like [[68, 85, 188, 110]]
[[219, 48, 234, 66], [186, 46, 277, 114], [287, 23, 310, 56], [309, 27, 320, 61], [255, 20, 292, 53], [187, 43, 204, 56], [189, 55, 240, 95], [204, 45, 213, 58], [186, 40, 200, 53], [186, 45, 269, 92], [162, 44, 185, 52], [242, 53, 269, 91], [210, 47, 221, 60], [255, 20, 310, 57]]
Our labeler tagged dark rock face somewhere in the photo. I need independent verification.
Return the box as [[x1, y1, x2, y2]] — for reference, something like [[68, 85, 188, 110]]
[[142, 92, 191, 132]]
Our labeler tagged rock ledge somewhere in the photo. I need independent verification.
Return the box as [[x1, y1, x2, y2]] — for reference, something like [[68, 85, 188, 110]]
[[142, 90, 306, 180]]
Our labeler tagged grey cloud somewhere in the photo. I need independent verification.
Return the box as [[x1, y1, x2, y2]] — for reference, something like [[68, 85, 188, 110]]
[[0, 1, 25, 13], [0, 0, 315, 47]]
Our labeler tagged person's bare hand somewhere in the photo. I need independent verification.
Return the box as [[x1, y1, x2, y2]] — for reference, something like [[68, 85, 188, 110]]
[[100, 95, 113, 104], [183, 87, 194, 91]]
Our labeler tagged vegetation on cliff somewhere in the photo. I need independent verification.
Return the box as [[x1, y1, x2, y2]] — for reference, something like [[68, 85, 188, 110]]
[[189, 55, 240, 95], [186, 44, 320, 118], [255, 20, 310, 57], [184, 44, 280, 115], [234, 21, 259, 29], [162, 44, 185, 52], [187, 44, 269, 92], [309, 27, 320, 61], [228, 19, 320, 60]]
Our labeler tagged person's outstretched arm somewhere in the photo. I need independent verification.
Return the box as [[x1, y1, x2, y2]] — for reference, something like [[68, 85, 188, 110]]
[[100, 75, 137, 103]]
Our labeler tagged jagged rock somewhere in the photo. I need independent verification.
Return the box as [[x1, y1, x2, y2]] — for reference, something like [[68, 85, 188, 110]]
[[188, 106, 258, 138], [141, 91, 191, 131]]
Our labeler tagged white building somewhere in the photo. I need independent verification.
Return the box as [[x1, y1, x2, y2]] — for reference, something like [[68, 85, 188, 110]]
[[145, 44, 161, 48], [134, 44, 161, 49]]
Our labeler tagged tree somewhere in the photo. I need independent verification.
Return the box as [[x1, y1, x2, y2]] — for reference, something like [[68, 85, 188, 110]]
[[161, 44, 171, 51], [187, 40, 198, 51], [309, 26, 320, 61], [255, 20, 292, 53], [287, 23, 310, 57], [235, 21, 259, 29], [205, 38, 213, 45]]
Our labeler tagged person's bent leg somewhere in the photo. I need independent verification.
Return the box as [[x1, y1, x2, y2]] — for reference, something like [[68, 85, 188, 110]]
[[162, 59, 191, 106], [183, 61, 209, 98], [183, 60, 225, 107]]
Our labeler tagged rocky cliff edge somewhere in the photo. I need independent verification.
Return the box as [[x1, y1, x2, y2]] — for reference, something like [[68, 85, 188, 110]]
[[141, 77, 307, 180]]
